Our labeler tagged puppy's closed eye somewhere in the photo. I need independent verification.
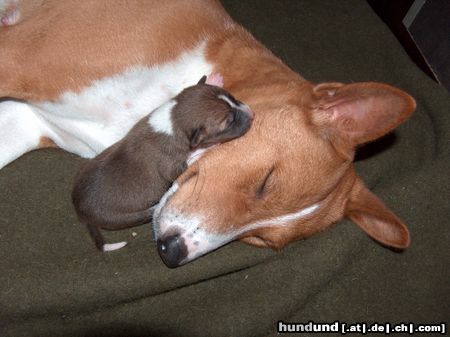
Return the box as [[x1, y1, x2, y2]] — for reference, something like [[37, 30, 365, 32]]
[[190, 127, 206, 148], [226, 111, 236, 127], [219, 110, 236, 130]]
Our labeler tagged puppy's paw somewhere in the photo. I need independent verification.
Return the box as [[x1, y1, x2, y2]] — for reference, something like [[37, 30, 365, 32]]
[[102, 241, 128, 252]]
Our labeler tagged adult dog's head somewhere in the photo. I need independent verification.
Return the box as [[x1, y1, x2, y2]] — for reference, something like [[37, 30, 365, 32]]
[[153, 80, 415, 268]]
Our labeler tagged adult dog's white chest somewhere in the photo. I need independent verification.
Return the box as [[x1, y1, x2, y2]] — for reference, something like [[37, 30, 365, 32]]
[[33, 43, 213, 158]]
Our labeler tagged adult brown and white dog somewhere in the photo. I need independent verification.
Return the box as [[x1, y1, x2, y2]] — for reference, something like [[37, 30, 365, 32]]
[[0, 0, 415, 267]]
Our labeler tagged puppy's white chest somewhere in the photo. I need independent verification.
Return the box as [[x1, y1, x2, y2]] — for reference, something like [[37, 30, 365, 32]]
[[34, 43, 213, 157]]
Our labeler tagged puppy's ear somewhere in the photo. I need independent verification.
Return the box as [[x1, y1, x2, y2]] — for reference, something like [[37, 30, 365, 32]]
[[190, 127, 206, 148], [197, 75, 207, 85], [205, 73, 224, 87]]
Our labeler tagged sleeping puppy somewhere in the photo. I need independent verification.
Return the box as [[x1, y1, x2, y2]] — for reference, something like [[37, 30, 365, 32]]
[[72, 75, 253, 252]]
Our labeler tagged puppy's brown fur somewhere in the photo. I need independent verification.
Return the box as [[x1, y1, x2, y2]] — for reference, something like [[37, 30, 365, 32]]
[[72, 77, 253, 251]]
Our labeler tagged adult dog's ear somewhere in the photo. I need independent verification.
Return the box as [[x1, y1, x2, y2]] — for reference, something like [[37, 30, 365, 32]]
[[345, 178, 410, 249], [197, 75, 207, 85], [309, 82, 416, 159]]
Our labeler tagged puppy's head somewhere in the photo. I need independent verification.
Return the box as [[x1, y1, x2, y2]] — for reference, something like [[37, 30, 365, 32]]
[[173, 76, 254, 149]]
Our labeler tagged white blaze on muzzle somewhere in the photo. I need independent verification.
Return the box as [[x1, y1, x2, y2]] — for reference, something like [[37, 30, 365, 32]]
[[152, 182, 179, 239], [153, 191, 320, 265]]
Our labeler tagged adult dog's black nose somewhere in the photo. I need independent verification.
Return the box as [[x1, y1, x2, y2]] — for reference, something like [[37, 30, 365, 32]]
[[157, 234, 188, 268]]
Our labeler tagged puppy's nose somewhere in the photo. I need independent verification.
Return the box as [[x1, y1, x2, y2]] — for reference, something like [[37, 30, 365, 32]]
[[157, 234, 188, 268]]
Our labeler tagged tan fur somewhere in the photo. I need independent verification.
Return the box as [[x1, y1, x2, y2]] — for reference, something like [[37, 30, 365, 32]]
[[38, 136, 56, 148], [0, 0, 415, 252], [0, 0, 230, 101]]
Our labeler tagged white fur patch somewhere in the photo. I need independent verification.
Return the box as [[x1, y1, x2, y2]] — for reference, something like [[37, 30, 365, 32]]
[[152, 182, 180, 238], [218, 94, 238, 109], [186, 145, 217, 166], [28, 43, 212, 159], [238, 203, 320, 236], [0, 101, 57, 169], [156, 202, 321, 263], [148, 100, 176, 135], [218, 94, 252, 117], [102, 241, 127, 252]]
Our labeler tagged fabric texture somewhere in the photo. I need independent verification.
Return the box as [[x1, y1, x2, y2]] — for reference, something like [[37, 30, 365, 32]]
[[1, 1, 449, 336]]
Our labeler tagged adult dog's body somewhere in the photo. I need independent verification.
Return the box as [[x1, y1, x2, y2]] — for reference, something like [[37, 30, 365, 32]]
[[0, 0, 415, 266]]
